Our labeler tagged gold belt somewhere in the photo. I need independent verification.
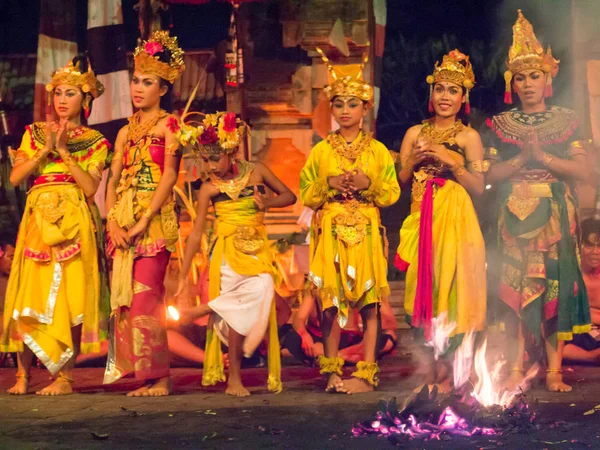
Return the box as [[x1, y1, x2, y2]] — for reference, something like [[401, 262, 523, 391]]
[[510, 181, 553, 199], [507, 181, 553, 221]]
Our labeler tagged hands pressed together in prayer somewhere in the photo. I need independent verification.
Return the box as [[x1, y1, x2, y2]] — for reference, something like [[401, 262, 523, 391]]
[[327, 167, 371, 195], [520, 129, 546, 163]]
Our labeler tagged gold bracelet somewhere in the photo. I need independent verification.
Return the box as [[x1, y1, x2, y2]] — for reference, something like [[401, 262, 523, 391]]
[[546, 368, 563, 374], [509, 155, 522, 167], [400, 156, 414, 171], [143, 208, 154, 220], [451, 162, 466, 176], [107, 208, 118, 224], [31, 150, 45, 163], [61, 152, 78, 168], [542, 152, 554, 166]]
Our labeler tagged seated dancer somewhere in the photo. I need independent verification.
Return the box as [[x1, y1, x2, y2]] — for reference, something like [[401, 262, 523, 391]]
[[282, 288, 397, 364], [300, 49, 400, 394], [482, 11, 591, 392], [1, 56, 109, 395], [564, 219, 600, 363], [396, 50, 486, 392], [104, 31, 185, 396], [175, 111, 296, 397]]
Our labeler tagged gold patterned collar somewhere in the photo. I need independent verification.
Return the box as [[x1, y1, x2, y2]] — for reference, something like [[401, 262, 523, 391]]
[[210, 159, 254, 201], [327, 131, 372, 160], [419, 119, 465, 146]]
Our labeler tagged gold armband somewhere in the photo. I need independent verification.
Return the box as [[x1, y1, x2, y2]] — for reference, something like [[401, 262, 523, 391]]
[[468, 160, 490, 173]]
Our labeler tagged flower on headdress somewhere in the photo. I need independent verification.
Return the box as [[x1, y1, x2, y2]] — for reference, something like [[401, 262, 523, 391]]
[[167, 116, 180, 133], [223, 112, 237, 133], [145, 41, 163, 56], [199, 126, 219, 145], [175, 125, 201, 146]]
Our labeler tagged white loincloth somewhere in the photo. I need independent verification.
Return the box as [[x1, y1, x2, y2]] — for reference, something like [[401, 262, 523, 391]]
[[209, 262, 274, 358]]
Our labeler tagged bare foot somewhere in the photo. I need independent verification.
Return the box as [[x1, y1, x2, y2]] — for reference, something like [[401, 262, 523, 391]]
[[145, 377, 171, 397], [126, 384, 151, 397], [546, 372, 572, 392], [36, 378, 73, 396], [7, 376, 29, 395], [504, 370, 526, 392], [338, 377, 374, 395], [226, 380, 250, 397], [325, 373, 344, 393]]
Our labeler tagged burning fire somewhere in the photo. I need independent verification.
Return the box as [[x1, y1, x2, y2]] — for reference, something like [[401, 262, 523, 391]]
[[354, 316, 538, 441], [168, 305, 180, 321]]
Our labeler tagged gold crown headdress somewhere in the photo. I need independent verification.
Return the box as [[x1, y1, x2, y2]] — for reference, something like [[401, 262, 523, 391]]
[[504, 9, 559, 104], [426, 49, 475, 114], [134, 30, 185, 84], [174, 94, 249, 157], [316, 47, 373, 107], [46, 57, 104, 118]]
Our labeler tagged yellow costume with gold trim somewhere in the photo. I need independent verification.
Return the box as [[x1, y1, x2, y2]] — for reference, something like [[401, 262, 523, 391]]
[[201, 160, 282, 393], [397, 119, 486, 339], [300, 131, 400, 327], [1, 124, 110, 374]]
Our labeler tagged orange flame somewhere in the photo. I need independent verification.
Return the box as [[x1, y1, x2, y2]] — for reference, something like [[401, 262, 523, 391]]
[[429, 316, 539, 408], [168, 305, 180, 321]]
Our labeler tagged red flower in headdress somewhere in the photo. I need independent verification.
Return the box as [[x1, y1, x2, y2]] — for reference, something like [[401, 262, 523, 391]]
[[223, 112, 237, 133], [145, 41, 163, 56], [199, 126, 218, 145], [166, 116, 180, 132]]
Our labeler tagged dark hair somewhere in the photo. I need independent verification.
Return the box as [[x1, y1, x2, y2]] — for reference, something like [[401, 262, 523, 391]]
[[581, 218, 600, 243], [154, 49, 174, 111], [159, 79, 173, 112], [0, 232, 16, 249]]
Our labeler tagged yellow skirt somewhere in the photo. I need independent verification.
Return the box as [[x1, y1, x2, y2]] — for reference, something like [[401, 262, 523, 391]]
[[309, 202, 389, 328], [1, 183, 101, 374], [398, 180, 486, 336]]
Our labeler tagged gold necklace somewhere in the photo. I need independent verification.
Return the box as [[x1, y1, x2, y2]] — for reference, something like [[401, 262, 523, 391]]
[[420, 119, 465, 145], [328, 131, 372, 160], [128, 110, 167, 144], [210, 159, 254, 201]]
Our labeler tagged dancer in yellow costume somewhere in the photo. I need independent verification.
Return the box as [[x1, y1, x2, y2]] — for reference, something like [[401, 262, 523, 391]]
[[175, 111, 296, 397], [300, 49, 400, 394], [104, 31, 185, 397], [395, 50, 486, 391], [2, 56, 109, 395], [482, 11, 590, 393]]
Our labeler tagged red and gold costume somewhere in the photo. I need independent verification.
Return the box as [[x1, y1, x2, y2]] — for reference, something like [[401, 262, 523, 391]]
[[104, 31, 184, 383], [1, 60, 109, 374], [482, 11, 590, 341]]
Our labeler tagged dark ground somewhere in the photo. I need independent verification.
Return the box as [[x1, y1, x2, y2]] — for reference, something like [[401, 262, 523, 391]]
[[1, 341, 600, 450]]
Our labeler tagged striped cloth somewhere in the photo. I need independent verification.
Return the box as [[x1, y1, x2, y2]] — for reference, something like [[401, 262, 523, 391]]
[[372, 0, 386, 122], [87, 0, 133, 217], [87, 0, 132, 144], [33, 0, 78, 122]]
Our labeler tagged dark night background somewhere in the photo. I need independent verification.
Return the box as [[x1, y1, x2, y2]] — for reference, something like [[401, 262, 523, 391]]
[[0, 0, 574, 149]]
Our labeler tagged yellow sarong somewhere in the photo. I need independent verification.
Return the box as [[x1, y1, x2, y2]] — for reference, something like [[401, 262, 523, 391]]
[[398, 179, 486, 336], [2, 183, 101, 374]]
